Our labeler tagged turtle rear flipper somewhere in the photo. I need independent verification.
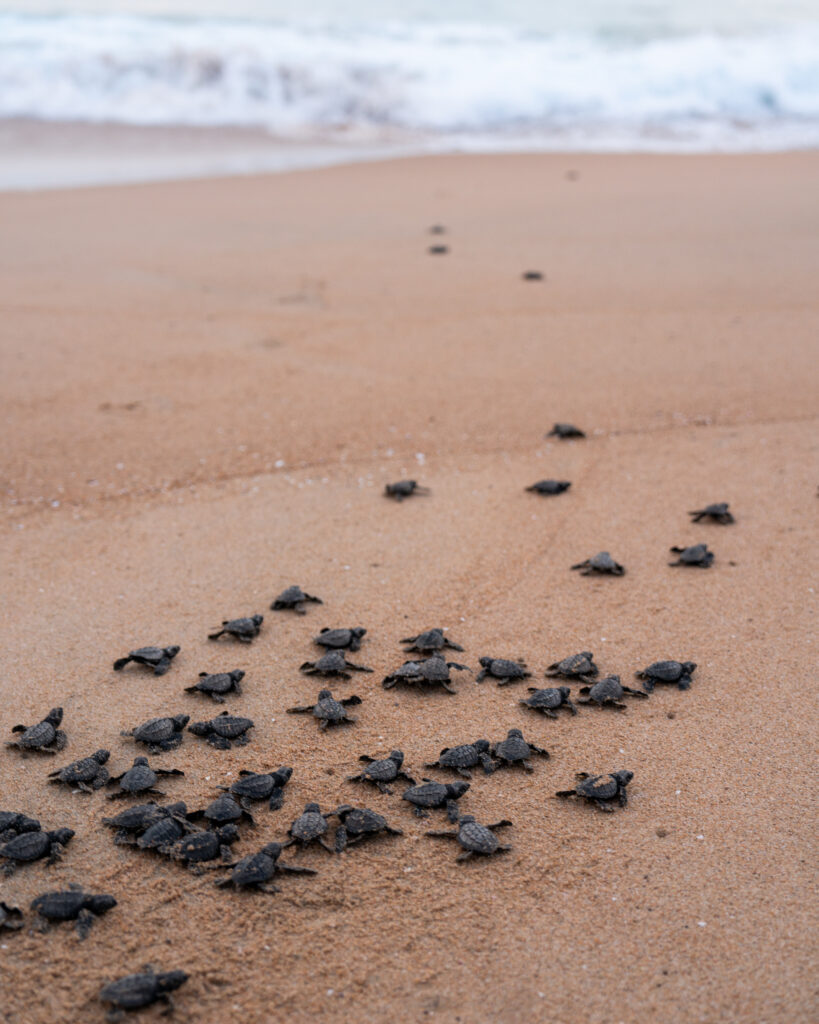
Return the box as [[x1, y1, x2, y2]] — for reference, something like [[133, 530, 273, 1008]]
[[113, 657, 132, 671]]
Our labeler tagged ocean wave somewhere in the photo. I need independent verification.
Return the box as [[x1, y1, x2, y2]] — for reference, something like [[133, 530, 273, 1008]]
[[2, 14, 819, 148]]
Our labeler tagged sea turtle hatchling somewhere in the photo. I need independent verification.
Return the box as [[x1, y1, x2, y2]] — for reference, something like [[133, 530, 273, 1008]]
[[215, 842, 316, 894], [526, 479, 571, 496], [184, 670, 244, 703], [0, 811, 40, 844], [286, 689, 362, 730], [545, 651, 599, 682], [490, 729, 549, 772], [669, 543, 713, 568], [6, 707, 67, 754], [121, 714, 189, 753], [334, 806, 403, 852], [347, 750, 416, 794], [282, 803, 338, 854], [220, 767, 293, 811], [195, 792, 255, 828], [164, 825, 240, 873], [578, 675, 648, 709], [107, 757, 184, 800], [571, 551, 625, 576], [546, 423, 585, 439], [635, 660, 697, 693], [382, 654, 471, 694], [425, 740, 495, 778], [30, 884, 117, 939], [401, 628, 464, 654], [426, 815, 513, 862], [208, 614, 264, 642], [384, 480, 430, 501], [0, 901, 23, 932], [48, 750, 110, 792], [188, 711, 254, 750], [520, 686, 577, 717], [113, 646, 180, 676], [401, 780, 470, 822], [299, 650, 373, 679], [0, 828, 75, 876], [101, 802, 193, 845], [270, 585, 323, 614], [689, 502, 734, 524], [556, 770, 634, 812], [313, 627, 367, 652], [135, 813, 199, 854], [99, 967, 189, 1022], [476, 657, 531, 686]]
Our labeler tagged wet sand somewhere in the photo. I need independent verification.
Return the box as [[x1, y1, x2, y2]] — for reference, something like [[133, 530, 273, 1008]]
[[1, 153, 817, 1023]]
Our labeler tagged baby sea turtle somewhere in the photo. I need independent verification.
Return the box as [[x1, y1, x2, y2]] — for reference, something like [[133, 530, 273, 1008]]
[[286, 689, 362, 730], [6, 707, 66, 755], [195, 792, 255, 828], [101, 802, 192, 845], [188, 711, 254, 749], [31, 884, 117, 939], [490, 729, 549, 772], [165, 825, 240, 872], [136, 813, 198, 854], [546, 423, 585, 439], [428, 245, 448, 255], [571, 551, 625, 576], [520, 686, 577, 717], [0, 811, 40, 844], [545, 651, 598, 682], [113, 646, 180, 676], [578, 675, 648, 709], [401, 628, 464, 654], [384, 480, 430, 501], [314, 626, 367, 651], [426, 815, 513, 862], [335, 806, 403, 852], [0, 901, 23, 931], [347, 750, 416, 794], [220, 767, 293, 811], [402, 780, 469, 822], [526, 480, 571, 496], [283, 803, 337, 854], [382, 654, 471, 694], [669, 543, 713, 568], [215, 842, 316, 894], [107, 757, 184, 800], [522, 270, 543, 281], [476, 657, 531, 686], [299, 650, 373, 679], [425, 740, 495, 778], [48, 749, 110, 792], [271, 585, 323, 614], [121, 714, 189, 753], [689, 502, 734, 524], [635, 660, 697, 692], [0, 828, 75, 876], [208, 614, 264, 642], [556, 770, 633, 812], [184, 670, 244, 703], [100, 968, 189, 1021]]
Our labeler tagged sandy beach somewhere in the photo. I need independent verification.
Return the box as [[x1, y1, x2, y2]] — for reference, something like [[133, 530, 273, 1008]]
[[1, 152, 817, 1023]]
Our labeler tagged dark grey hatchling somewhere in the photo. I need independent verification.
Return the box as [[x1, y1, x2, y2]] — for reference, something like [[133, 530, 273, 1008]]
[[556, 770, 634, 812], [7, 707, 67, 754], [271, 585, 323, 614], [30, 884, 117, 939], [0, 901, 23, 931], [571, 551, 625, 576], [283, 803, 338, 854], [135, 812, 200, 854], [121, 714, 189, 753], [0, 811, 40, 844], [578, 675, 648, 709], [635, 660, 697, 692], [215, 842, 316, 894], [208, 614, 264, 642], [669, 543, 713, 568], [100, 967, 189, 1022], [425, 740, 495, 778], [113, 645, 180, 676], [427, 815, 513, 862], [402, 780, 470, 822], [476, 657, 530, 685], [107, 756, 184, 800], [546, 423, 585, 439], [220, 767, 293, 811], [689, 502, 734, 524], [48, 749, 110, 792], [490, 729, 549, 772], [347, 750, 416, 793], [0, 828, 75, 876], [401, 628, 464, 654], [196, 792, 255, 828], [101, 801, 193, 846], [526, 479, 571, 495], [384, 480, 430, 501], [335, 806, 403, 852], [545, 651, 598, 682], [188, 711, 254, 749], [382, 654, 470, 694], [300, 650, 373, 679], [185, 669, 244, 702], [286, 689, 362, 729], [164, 825, 240, 872], [313, 626, 367, 651], [520, 686, 577, 717]]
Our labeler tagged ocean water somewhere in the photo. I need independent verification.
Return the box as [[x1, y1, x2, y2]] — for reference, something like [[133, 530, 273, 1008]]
[[2, 0, 819, 152]]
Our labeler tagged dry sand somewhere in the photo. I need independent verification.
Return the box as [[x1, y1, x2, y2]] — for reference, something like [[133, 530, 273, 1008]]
[[1, 153, 817, 1024]]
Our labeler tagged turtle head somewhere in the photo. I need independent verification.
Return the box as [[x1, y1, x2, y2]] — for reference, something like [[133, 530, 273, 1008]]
[[351, 627, 367, 640], [388, 750, 404, 766], [273, 766, 293, 784], [88, 894, 117, 914], [304, 802, 321, 814], [134, 756, 149, 766], [581, 652, 594, 660], [448, 782, 470, 798], [187, 721, 210, 736], [682, 662, 697, 674], [479, 657, 492, 668], [166, 801, 188, 816], [49, 828, 75, 845], [45, 707, 64, 727], [157, 971, 189, 994], [613, 770, 634, 786], [217, 824, 240, 842], [474, 739, 490, 752], [334, 805, 353, 820], [261, 842, 283, 860], [317, 690, 332, 700], [507, 728, 523, 739], [458, 814, 476, 825], [559, 687, 571, 699], [164, 646, 181, 658], [251, 615, 264, 627], [93, 750, 111, 764], [232, 670, 246, 682], [172, 714, 190, 730]]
